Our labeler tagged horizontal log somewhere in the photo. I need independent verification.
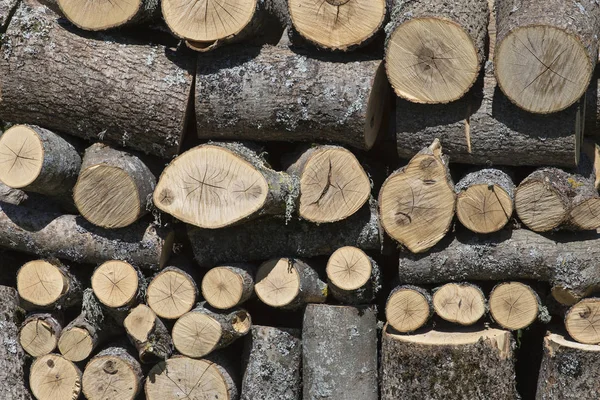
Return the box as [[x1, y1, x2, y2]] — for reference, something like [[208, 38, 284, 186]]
[[58, 0, 159, 30], [30, 354, 81, 400], [124, 304, 173, 363], [19, 313, 63, 357]]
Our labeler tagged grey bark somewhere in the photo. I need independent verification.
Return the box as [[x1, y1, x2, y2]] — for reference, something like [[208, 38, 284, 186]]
[[0, 285, 32, 400], [0, 0, 19, 31], [188, 302, 251, 353], [0, 201, 173, 270], [303, 304, 378, 400], [456, 168, 515, 199], [83, 346, 144, 400], [328, 256, 381, 304], [0, 1, 194, 158], [241, 325, 301, 400], [196, 44, 390, 150], [204, 264, 255, 309], [0, 182, 27, 205], [124, 306, 173, 363]]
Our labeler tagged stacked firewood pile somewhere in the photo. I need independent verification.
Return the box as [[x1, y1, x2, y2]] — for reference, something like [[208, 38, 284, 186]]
[[1, 0, 600, 399]]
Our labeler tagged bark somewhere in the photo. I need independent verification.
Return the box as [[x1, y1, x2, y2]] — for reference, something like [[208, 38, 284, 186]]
[[0, 1, 194, 158], [19, 312, 63, 357], [0, 182, 27, 205], [124, 304, 173, 363], [196, 44, 391, 150], [0, 201, 174, 270], [0, 285, 32, 400], [0, 0, 19, 31], [381, 325, 519, 399], [328, 255, 381, 304], [302, 304, 378, 400], [241, 325, 302, 400], [188, 201, 381, 266]]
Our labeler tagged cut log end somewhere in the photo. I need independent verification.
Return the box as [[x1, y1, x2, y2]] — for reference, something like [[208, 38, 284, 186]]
[[20, 315, 61, 357], [30, 354, 82, 400], [386, 18, 479, 104], [91, 260, 139, 308], [58, 0, 145, 30], [515, 180, 568, 232], [0, 125, 44, 189], [433, 283, 486, 326], [82, 352, 141, 400], [489, 282, 539, 331], [58, 326, 94, 362], [288, 0, 386, 50], [147, 268, 196, 319], [255, 258, 301, 308], [457, 184, 513, 234], [17, 260, 68, 308], [202, 267, 246, 310], [569, 198, 600, 230], [326, 246, 372, 291], [386, 286, 432, 333], [565, 298, 600, 344]]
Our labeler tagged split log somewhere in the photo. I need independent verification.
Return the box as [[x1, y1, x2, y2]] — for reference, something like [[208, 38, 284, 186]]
[[386, 285, 432, 333], [188, 201, 381, 266], [536, 332, 600, 399], [82, 346, 143, 400], [202, 264, 255, 310], [432, 282, 486, 326], [74, 143, 156, 229], [289, 0, 386, 51], [0, 201, 174, 269], [286, 145, 371, 223], [0, 182, 27, 205], [146, 266, 198, 319], [0, 124, 81, 207], [379, 139, 455, 253], [16, 259, 82, 311], [58, 289, 121, 362], [385, 0, 488, 104], [0, 2, 194, 159], [30, 354, 81, 400], [495, 0, 599, 114], [123, 304, 173, 363], [19, 313, 63, 357], [91, 260, 145, 316], [196, 44, 391, 151], [303, 304, 378, 400], [172, 302, 251, 358], [154, 142, 297, 229], [0, 285, 32, 400], [489, 282, 540, 330], [0, 0, 19, 30], [455, 168, 514, 234], [255, 258, 327, 310], [326, 246, 381, 304], [565, 298, 600, 344], [146, 356, 239, 400], [381, 325, 519, 399], [57, 0, 159, 30], [241, 325, 301, 400], [396, 229, 600, 305]]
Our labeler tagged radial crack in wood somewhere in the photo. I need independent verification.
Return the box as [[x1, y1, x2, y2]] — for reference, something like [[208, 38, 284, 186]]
[[433, 283, 486, 326], [202, 264, 255, 310], [19, 313, 63, 357], [489, 282, 539, 331], [565, 298, 600, 344], [17, 259, 81, 310], [147, 267, 197, 319], [30, 354, 82, 400], [58, 0, 159, 30], [82, 347, 143, 400], [326, 246, 380, 304], [92, 260, 140, 309], [386, 285, 432, 333]]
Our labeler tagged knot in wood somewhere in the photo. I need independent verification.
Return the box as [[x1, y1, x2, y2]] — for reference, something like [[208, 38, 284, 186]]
[[326, 0, 350, 5], [103, 360, 118, 374]]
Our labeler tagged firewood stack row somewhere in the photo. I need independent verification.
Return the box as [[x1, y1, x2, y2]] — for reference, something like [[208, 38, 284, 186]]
[[0, 0, 600, 399]]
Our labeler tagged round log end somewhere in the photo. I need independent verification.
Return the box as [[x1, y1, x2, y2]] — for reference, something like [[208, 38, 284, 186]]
[[326, 246, 372, 291], [202, 267, 246, 310], [255, 258, 302, 308], [432, 283, 486, 326], [0, 125, 44, 189], [57, 0, 144, 30], [91, 260, 139, 309], [58, 326, 94, 362], [17, 260, 68, 308], [569, 198, 600, 230], [565, 298, 600, 345], [489, 282, 539, 331], [457, 184, 513, 234], [147, 269, 197, 319], [515, 180, 568, 232], [30, 354, 82, 400], [82, 354, 141, 400], [386, 286, 431, 333], [20, 317, 60, 357]]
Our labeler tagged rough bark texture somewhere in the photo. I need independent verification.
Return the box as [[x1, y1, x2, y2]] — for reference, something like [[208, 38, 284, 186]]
[[456, 169, 515, 199], [241, 325, 301, 400], [196, 44, 390, 150], [0, 1, 194, 158], [124, 305, 173, 363], [381, 325, 519, 399], [188, 201, 381, 266], [302, 304, 378, 400], [328, 255, 381, 305], [0, 182, 27, 205], [0, 285, 32, 400], [0, 201, 173, 270], [0, 0, 19, 30], [397, 228, 600, 305]]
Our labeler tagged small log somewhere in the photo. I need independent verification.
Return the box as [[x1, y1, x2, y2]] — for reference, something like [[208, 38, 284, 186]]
[[432, 282, 486, 326], [30, 354, 81, 400], [202, 264, 255, 310], [381, 325, 519, 399], [326, 246, 381, 304], [0, 2, 194, 159], [154, 142, 298, 229], [536, 332, 600, 400], [123, 304, 173, 363], [16, 259, 82, 311], [0, 181, 27, 205], [74, 143, 156, 229], [172, 302, 251, 358], [188, 201, 381, 266], [241, 325, 301, 400], [565, 298, 600, 344], [495, 0, 599, 114], [255, 258, 327, 310], [379, 139, 456, 253], [19, 313, 63, 357], [0, 201, 174, 269], [385, 0, 488, 103], [196, 45, 391, 151], [58, 0, 158, 30], [303, 304, 378, 400], [146, 266, 198, 319], [91, 260, 145, 317], [146, 356, 239, 400], [82, 346, 143, 400], [386, 285, 432, 333], [489, 282, 540, 330], [455, 168, 514, 234], [286, 145, 371, 223]]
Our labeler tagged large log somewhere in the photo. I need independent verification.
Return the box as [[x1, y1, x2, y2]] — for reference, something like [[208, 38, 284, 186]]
[[381, 325, 519, 399], [196, 44, 391, 151], [30, 354, 81, 400], [57, 0, 159, 30], [0, 1, 194, 159], [385, 0, 488, 104]]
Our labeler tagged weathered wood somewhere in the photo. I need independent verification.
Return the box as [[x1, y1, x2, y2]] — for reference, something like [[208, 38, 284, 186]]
[[19, 313, 62, 357], [30, 353, 81, 400], [124, 304, 173, 363], [0, 182, 27, 205], [57, 0, 159, 30], [202, 264, 255, 310], [82, 346, 143, 400], [326, 246, 381, 304]]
